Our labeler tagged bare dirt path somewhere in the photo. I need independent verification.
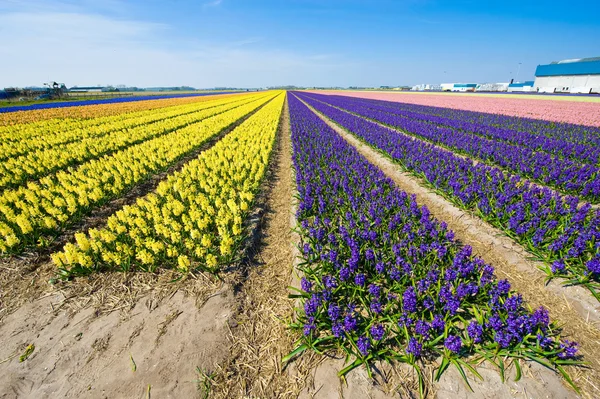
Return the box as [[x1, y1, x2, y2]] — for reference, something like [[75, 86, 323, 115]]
[[297, 94, 596, 398], [0, 282, 234, 398], [209, 95, 314, 397]]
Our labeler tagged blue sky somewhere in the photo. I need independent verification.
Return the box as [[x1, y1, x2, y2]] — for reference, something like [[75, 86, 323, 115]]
[[1, 0, 599, 87]]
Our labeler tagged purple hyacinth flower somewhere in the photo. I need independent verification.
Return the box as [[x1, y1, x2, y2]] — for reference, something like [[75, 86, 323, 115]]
[[354, 273, 366, 286], [586, 257, 600, 275], [496, 279, 511, 295], [431, 314, 445, 331], [467, 321, 483, 343], [532, 307, 550, 329], [332, 322, 344, 338], [444, 335, 462, 353], [303, 317, 316, 336], [551, 260, 566, 274], [344, 314, 358, 332], [558, 340, 579, 359], [406, 337, 423, 358], [368, 284, 381, 297], [328, 303, 341, 321], [301, 277, 312, 292], [494, 330, 512, 348], [370, 324, 385, 341], [415, 320, 431, 339], [340, 267, 351, 281], [537, 333, 554, 349], [403, 286, 418, 313], [357, 335, 371, 356]]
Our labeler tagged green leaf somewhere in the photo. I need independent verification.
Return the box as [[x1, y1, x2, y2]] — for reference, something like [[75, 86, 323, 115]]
[[435, 356, 451, 381], [451, 359, 474, 392], [498, 357, 505, 383], [413, 363, 426, 399], [556, 365, 581, 394], [513, 359, 522, 382], [19, 344, 35, 362], [338, 358, 364, 377], [282, 344, 307, 365], [523, 354, 553, 370], [457, 359, 483, 381]]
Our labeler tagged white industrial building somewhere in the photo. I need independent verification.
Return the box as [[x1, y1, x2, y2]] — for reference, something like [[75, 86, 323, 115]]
[[534, 57, 600, 94], [476, 83, 509, 92], [440, 83, 477, 92], [507, 81, 536, 92], [411, 83, 442, 91]]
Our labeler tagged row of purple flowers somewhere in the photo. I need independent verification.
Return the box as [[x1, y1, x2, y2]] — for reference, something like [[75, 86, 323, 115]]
[[303, 93, 600, 202], [342, 95, 600, 148], [286, 93, 579, 393], [293, 92, 600, 300]]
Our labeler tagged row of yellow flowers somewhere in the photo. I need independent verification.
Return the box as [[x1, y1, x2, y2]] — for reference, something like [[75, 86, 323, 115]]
[[0, 92, 278, 254], [0, 93, 251, 160], [0, 92, 240, 126], [0, 93, 246, 143], [52, 91, 285, 277], [0, 94, 267, 190]]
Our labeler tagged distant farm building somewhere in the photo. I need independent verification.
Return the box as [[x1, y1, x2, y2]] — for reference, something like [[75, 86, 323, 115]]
[[411, 84, 442, 91], [476, 83, 509, 92], [440, 83, 477, 92], [69, 86, 108, 93], [534, 57, 600, 94], [507, 81, 535, 92]]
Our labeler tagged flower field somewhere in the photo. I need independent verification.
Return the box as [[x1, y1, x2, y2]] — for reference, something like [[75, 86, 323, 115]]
[[0, 94, 261, 190], [0, 91, 276, 253], [2, 90, 600, 398], [0, 92, 241, 126], [295, 91, 600, 299], [313, 90, 600, 127], [0, 91, 240, 115], [299, 94, 600, 200], [285, 93, 581, 393], [53, 92, 284, 276]]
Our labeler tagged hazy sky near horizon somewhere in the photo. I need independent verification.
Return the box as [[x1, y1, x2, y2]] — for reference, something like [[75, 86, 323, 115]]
[[1, 0, 599, 88]]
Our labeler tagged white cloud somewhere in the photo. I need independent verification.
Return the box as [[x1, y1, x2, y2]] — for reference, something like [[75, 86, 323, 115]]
[[0, 1, 350, 87]]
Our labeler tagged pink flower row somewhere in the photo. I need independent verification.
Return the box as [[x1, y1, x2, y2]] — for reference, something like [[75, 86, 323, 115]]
[[312, 91, 600, 127]]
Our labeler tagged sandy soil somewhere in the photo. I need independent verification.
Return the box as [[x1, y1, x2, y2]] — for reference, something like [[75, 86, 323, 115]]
[[296, 94, 593, 398], [0, 285, 234, 398]]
